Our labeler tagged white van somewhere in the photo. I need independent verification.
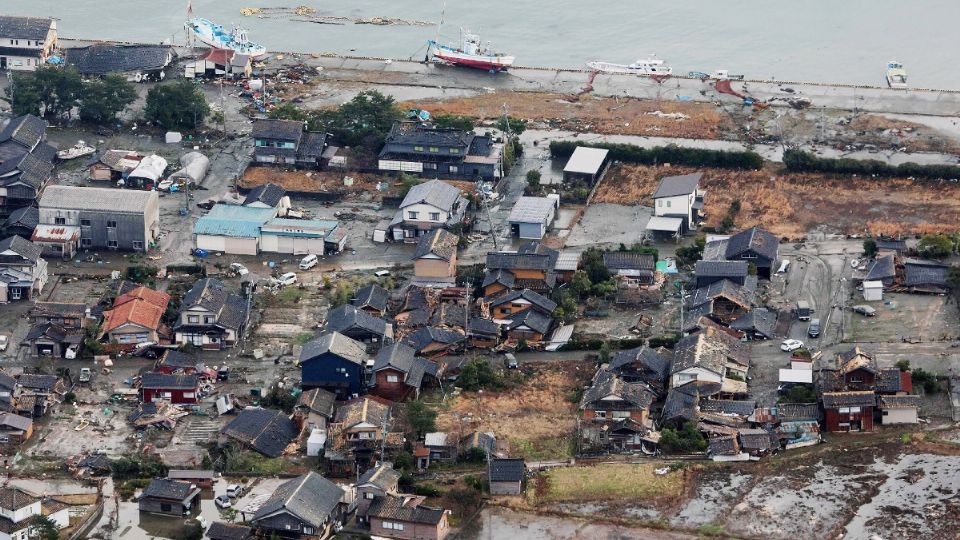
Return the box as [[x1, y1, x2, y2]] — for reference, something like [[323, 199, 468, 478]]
[[299, 254, 318, 270]]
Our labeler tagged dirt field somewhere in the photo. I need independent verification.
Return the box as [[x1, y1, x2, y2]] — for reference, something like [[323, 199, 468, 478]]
[[844, 114, 960, 154], [848, 293, 959, 343], [534, 463, 685, 504], [401, 92, 734, 140], [239, 166, 395, 197], [595, 163, 960, 238], [435, 361, 591, 460]]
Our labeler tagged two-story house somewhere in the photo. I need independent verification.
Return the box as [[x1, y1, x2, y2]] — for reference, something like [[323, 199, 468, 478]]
[[487, 289, 556, 320], [389, 180, 467, 243], [367, 494, 450, 540], [378, 121, 503, 181], [251, 118, 328, 169], [333, 397, 390, 446], [173, 278, 249, 350], [299, 331, 369, 399], [294, 387, 336, 433], [0, 487, 45, 540], [140, 373, 200, 405], [37, 185, 159, 253], [24, 302, 86, 358], [29, 302, 87, 328], [482, 242, 559, 296], [0, 16, 57, 71], [352, 284, 390, 316], [101, 286, 170, 347], [579, 368, 657, 452], [835, 347, 877, 391], [0, 114, 55, 218], [251, 471, 346, 539], [646, 172, 705, 238], [607, 346, 671, 397], [138, 478, 201, 517], [370, 343, 438, 402], [0, 235, 46, 302], [671, 325, 750, 395], [412, 228, 458, 286], [322, 304, 394, 352], [703, 226, 779, 279], [355, 463, 400, 520]]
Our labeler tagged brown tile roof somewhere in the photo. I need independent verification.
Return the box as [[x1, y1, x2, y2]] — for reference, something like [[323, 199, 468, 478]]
[[102, 286, 170, 333]]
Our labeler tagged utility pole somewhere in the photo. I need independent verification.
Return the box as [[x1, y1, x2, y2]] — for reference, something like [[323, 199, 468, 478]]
[[482, 196, 499, 251]]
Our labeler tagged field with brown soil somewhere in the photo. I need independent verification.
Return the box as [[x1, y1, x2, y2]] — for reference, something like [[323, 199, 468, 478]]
[[435, 361, 591, 460], [594, 163, 960, 238], [239, 166, 394, 195], [845, 114, 960, 154], [400, 92, 733, 140]]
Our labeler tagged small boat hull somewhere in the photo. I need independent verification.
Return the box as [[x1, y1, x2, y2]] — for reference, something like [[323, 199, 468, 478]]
[[187, 18, 267, 58], [586, 58, 672, 76], [428, 39, 514, 72]]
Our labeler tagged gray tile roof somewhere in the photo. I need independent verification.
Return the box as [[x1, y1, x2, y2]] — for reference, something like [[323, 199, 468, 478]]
[[40, 185, 156, 214], [374, 343, 440, 387], [140, 373, 198, 390], [488, 458, 524, 482], [175, 278, 248, 332], [671, 328, 750, 376], [334, 397, 389, 429], [689, 279, 753, 309], [357, 463, 401, 491], [487, 288, 557, 314], [367, 494, 445, 525], [300, 331, 368, 366], [579, 369, 654, 411], [4, 205, 38, 231], [695, 260, 749, 278], [0, 16, 53, 40], [206, 522, 252, 540], [400, 179, 463, 212], [661, 382, 700, 424], [700, 399, 756, 417], [865, 253, 896, 281], [486, 243, 559, 271], [506, 308, 553, 335], [142, 478, 196, 500], [413, 228, 457, 261], [481, 268, 515, 289], [467, 317, 500, 337], [222, 409, 297, 458], [252, 471, 344, 529], [821, 391, 876, 409], [243, 182, 286, 207], [876, 368, 908, 394], [383, 121, 473, 148], [25, 322, 66, 343], [252, 118, 304, 142], [403, 327, 465, 353], [608, 346, 671, 383], [709, 435, 739, 456], [738, 428, 777, 451], [17, 373, 58, 391], [157, 350, 199, 370], [0, 235, 41, 262], [878, 395, 920, 408], [64, 44, 173, 74], [324, 304, 393, 339], [603, 251, 656, 271], [652, 173, 701, 199], [296, 388, 336, 418], [777, 403, 819, 421], [0, 114, 46, 149], [904, 261, 948, 287], [353, 284, 390, 313], [508, 196, 555, 224], [724, 227, 779, 261], [729, 308, 777, 338]]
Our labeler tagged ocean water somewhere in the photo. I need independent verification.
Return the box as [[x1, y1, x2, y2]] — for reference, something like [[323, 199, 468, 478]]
[[8, 0, 960, 88]]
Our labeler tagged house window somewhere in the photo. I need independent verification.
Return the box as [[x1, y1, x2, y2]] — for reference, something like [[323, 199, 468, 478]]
[[612, 411, 630, 419], [414, 145, 424, 151], [188, 315, 200, 324], [364, 492, 375, 499], [204, 316, 215, 324], [429, 212, 440, 221], [303, 527, 315, 535], [80, 219, 91, 226], [424, 163, 437, 170], [183, 392, 195, 399], [849, 375, 863, 383], [428, 146, 439, 153], [501, 308, 511, 314], [838, 407, 850, 414], [657, 200, 662, 207], [107, 240, 118, 249], [450, 148, 460, 154], [81, 238, 92, 247], [665, 200, 671, 208], [10, 289, 21, 300], [595, 411, 606, 418], [740, 253, 757, 259], [383, 521, 405, 531], [387, 375, 399, 383], [107, 220, 117, 228], [132, 241, 143, 250], [849, 406, 861, 414], [449, 165, 458, 174], [54, 217, 65, 225], [408, 211, 419, 219], [160, 503, 171, 512]]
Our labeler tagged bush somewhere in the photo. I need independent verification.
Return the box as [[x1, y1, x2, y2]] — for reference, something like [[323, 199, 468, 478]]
[[675, 235, 706, 267], [918, 234, 953, 258], [783, 149, 960, 180], [464, 475, 486, 492], [912, 368, 939, 394], [110, 456, 167, 480], [659, 421, 707, 454], [895, 359, 911, 372], [413, 484, 442, 497], [406, 401, 437, 437], [549, 140, 763, 170], [461, 447, 487, 463], [433, 114, 475, 131], [863, 238, 878, 257], [648, 334, 681, 349], [144, 79, 210, 130], [779, 385, 817, 403], [457, 359, 503, 391]]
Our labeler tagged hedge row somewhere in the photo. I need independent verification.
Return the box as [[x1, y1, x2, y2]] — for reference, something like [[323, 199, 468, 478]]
[[783, 149, 960, 179], [559, 335, 677, 352], [549, 141, 764, 170]]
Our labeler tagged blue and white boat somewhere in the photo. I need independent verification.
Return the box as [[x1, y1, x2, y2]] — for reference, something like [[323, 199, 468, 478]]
[[186, 18, 267, 57]]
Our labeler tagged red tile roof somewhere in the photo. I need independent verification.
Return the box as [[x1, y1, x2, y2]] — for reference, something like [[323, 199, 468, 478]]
[[102, 286, 170, 333]]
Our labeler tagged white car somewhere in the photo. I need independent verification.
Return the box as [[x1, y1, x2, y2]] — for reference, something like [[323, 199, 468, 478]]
[[275, 272, 297, 286], [780, 339, 805, 352], [299, 254, 318, 270], [214, 495, 232, 509], [0, 335, 7, 352], [229, 262, 249, 276]]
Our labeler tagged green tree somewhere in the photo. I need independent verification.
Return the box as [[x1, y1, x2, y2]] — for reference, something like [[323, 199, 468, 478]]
[[78, 73, 137, 124], [569, 270, 592, 300], [659, 421, 707, 454], [497, 116, 527, 136], [918, 234, 953, 258], [406, 401, 437, 437], [457, 358, 502, 391], [31, 515, 59, 540], [779, 385, 817, 404], [863, 238, 878, 257], [580, 248, 610, 284], [462, 447, 487, 463], [675, 235, 706, 267], [7, 73, 42, 116], [268, 102, 307, 122], [598, 341, 611, 363], [144, 79, 210, 130], [895, 359, 911, 372], [433, 113, 475, 131], [314, 90, 402, 150], [525, 169, 541, 191], [262, 385, 297, 413], [6, 65, 84, 119]]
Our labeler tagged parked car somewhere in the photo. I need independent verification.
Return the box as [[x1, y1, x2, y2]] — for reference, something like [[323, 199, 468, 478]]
[[780, 339, 804, 352], [274, 272, 297, 286], [229, 263, 249, 276], [0, 335, 7, 352], [504, 353, 518, 369], [299, 254, 318, 270], [79, 368, 92, 383], [215, 495, 232, 509], [374, 270, 391, 277], [795, 301, 812, 321], [226, 484, 245, 498], [852, 305, 877, 317], [807, 318, 821, 338]]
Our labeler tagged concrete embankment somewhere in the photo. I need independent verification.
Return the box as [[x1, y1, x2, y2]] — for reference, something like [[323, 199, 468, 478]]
[[60, 38, 960, 117]]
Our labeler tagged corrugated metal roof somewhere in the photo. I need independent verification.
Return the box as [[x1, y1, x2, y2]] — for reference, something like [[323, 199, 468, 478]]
[[508, 196, 555, 224], [40, 185, 156, 213], [563, 147, 609, 175], [645, 216, 683, 232], [194, 205, 274, 238]]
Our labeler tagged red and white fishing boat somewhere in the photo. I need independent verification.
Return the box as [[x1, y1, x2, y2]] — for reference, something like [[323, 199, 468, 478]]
[[427, 28, 515, 72]]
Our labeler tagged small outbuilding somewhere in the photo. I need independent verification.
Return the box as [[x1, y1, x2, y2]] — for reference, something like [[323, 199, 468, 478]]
[[138, 478, 201, 516], [562, 147, 609, 185], [488, 458, 525, 495], [862, 280, 883, 302], [507, 196, 557, 240]]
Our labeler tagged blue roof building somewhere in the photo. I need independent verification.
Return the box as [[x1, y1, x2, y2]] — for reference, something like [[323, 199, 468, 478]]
[[194, 205, 276, 255]]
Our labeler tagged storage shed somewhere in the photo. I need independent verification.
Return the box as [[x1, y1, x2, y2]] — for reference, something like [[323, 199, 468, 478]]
[[862, 280, 883, 302], [507, 196, 557, 240], [563, 147, 609, 185], [193, 205, 275, 255], [260, 218, 343, 255]]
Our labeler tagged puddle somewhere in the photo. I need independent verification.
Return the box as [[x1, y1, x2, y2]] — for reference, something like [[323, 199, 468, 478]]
[[671, 471, 752, 527], [459, 507, 696, 540]]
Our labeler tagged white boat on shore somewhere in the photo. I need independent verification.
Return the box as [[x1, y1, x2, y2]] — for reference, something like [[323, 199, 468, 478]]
[[587, 54, 672, 75], [886, 60, 907, 88], [57, 141, 95, 161], [187, 17, 266, 57]]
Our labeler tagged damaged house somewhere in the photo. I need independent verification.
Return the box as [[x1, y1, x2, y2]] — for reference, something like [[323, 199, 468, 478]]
[[370, 343, 439, 401], [221, 408, 298, 458], [702, 226, 780, 279], [685, 278, 756, 329], [64, 43, 174, 82], [483, 242, 558, 296], [603, 251, 660, 304], [0, 114, 55, 216], [578, 368, 657, 453], [670, 325, 750, 395]]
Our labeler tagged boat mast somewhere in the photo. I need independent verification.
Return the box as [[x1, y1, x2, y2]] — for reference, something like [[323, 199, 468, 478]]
[[435, 0, 445, 44]]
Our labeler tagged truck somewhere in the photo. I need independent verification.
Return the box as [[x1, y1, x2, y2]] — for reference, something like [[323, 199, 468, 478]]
[[79, 368, 92, 383], [796, 300, 812, 321]]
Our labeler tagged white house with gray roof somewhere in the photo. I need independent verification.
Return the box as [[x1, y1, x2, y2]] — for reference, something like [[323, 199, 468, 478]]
[[38, 186, 159, 253], [390, 179, 467, 242], [0, 15, 57, 71], [647, 173, 705, 237], [251, 471, 346, 538], [0, 235, 46, 302], [173, 278, 248, 350]]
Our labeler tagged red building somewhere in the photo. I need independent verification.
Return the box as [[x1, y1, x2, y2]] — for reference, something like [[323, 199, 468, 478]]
[[822, 391, 876, 432], [140, 373, 200, 405], [836, 347, 877, 391], [371, 343, 438, 402]]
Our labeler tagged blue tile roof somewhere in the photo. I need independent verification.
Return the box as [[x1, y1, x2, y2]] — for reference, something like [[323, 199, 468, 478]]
[[194, 205, 275, 238]]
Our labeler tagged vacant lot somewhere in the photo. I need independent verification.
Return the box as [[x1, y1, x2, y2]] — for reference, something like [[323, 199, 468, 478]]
[[595, 163, 960, 238], [402, 92, 734, 140], [435, 361, 590, 460], [536, 463, 686, 504], [239, 166, 394, 197], [848, 293, 959, 343]]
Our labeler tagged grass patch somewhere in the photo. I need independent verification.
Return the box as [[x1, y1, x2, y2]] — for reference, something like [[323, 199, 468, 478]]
[[512, 436, 574, 461], [294, 332, 314, 346], [276, 287, 303, 303], [696, 524, 729, 537], [537, 463, 685, 503]]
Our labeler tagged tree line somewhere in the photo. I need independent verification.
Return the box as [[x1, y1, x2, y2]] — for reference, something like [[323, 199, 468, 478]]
[[783, 149, 960, 180], [549, 140, 764, 170]]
